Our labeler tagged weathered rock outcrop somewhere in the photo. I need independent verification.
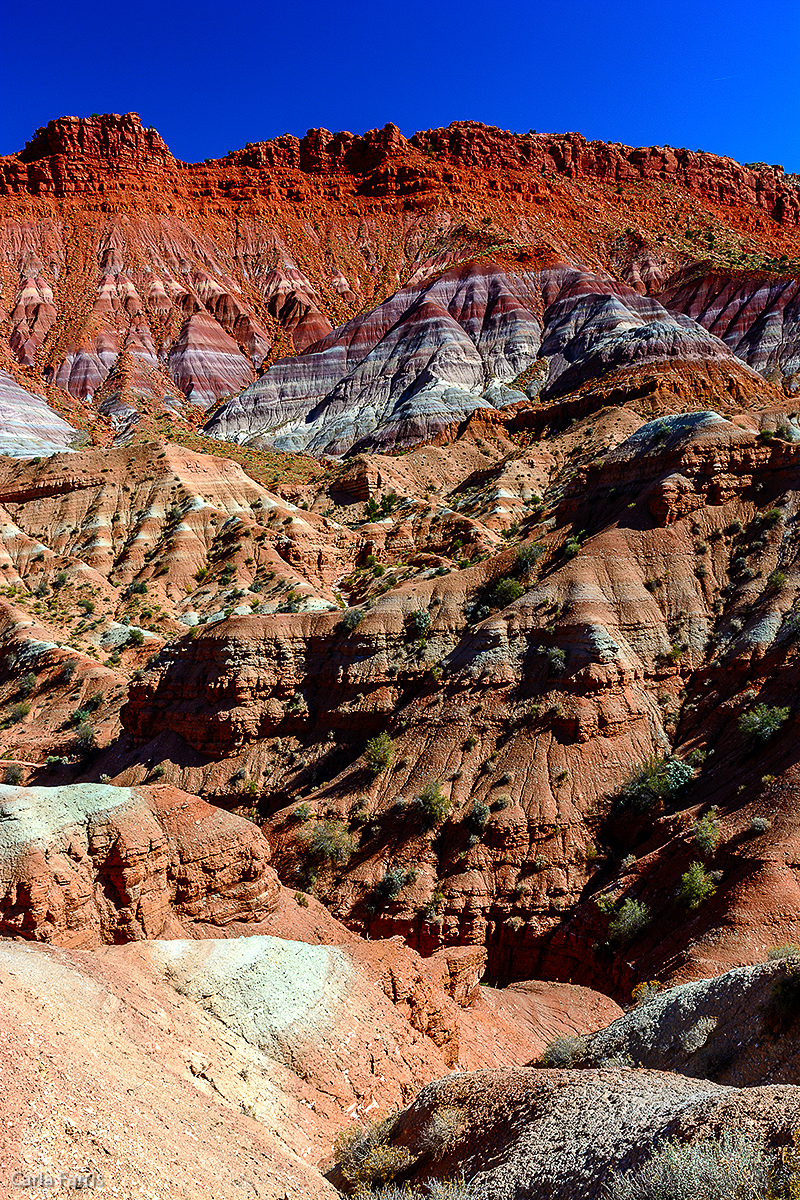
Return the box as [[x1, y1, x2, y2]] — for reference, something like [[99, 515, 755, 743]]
[[0, 782, 280, 944], [579, 959, 800, 1086], [362, 1066, 800, 1200]]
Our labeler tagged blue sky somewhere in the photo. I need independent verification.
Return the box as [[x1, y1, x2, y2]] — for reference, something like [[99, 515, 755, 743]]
[[3, 0, 800, 170]]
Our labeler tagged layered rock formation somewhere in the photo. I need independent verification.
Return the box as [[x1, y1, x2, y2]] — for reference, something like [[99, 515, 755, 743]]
[[0, 369, 77, 455], [3, 111, 800, 447], [0, 782, 280, 943]]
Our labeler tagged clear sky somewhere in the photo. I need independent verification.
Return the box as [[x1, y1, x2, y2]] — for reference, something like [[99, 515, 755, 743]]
[[3, 0, 800, 171]]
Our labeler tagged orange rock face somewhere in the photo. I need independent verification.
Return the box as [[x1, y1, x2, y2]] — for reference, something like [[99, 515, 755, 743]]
[[0, 782, 279, 944]]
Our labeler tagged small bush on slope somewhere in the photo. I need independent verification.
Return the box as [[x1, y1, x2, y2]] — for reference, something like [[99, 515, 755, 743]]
[[603, 1130, 779, 1200], [617, 757, 694, 813], [333, 1116, 410, 1190], [368, 1180, 480, 1200], [739, 703, 790, 745]]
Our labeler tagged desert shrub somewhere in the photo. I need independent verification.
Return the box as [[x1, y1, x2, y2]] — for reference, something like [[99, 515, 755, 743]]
[[407, 608, 431, 636], [632, 981, 664, 1005], [421, 888, 446, 920], [692, 811, 722, 857], [129, 580, 148, 595], [516, 542, 545, 576], [767, 570, 787, 592], [415, 779, 450, 829], [364, 731, 393, 774], [294, 891, 309, 907], [77, 599, 95, 614], [73, 721, 96, 752], [608, 898, 651, 944], [678, 861, 717, 909], [546, 646, 566, 674], [290, 802, 312, 823], [53, 570, 68, 589], [539, 1033, 587, 1068], [750, 815, 772, 835], [371, 1178, 480, 1200], [299, 819, 356, 866], [332, 1116, 411, 1189], [603, 1130, 778, 1200], [465, 800, 490, 834], [341, 608, 364, 631], [127, 628, 145, 647], [150, 763, 166, 779], [617, 756, 694, 813], [563, 535, 582, 558], [418, 1106, 462, 1158], [768, 945, 800, 961], [492, 577, 524, 607], [3, 764, 23, 785], [739, 703, 790, 744], [9, 702, 30, 724], [371, 865, 416, 909], [18, 672, 36, 698]]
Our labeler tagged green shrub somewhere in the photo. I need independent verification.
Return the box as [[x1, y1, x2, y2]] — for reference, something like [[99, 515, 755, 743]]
[[4, 764, 23, 785], [604, 1130, 778, 1200], [9, 702, 30, 724], [77, 599, 95, 615], [617, 756, 694, 813], [371, 865, 416, 909], [492, 577, 525, 607], [128, 629, 145, 647], [341, 608, 364, 631], [299, 819, 356, 866], [407, 608, 431, 636], [150, 763, 166, 779], [739, 703, 790, 744], [18, 672, 36, 698], [294, 890, 309, 907], [364, 731, 393, 774], [608, 898, 651, 944], [53, 570, 68, 589], [465, 800, 490, 834], [767, 570, 787, 592], [73, 721, 96, 752], [516, 542, 545, 576], [563, 534, 583, 558], [415, 780, 450, 829], [539, 1033, 587, 1067], [546, 646, 566, 674], [678, 861, 717, 909], [290, 802, 313, 823], [692, 811, 721, 857], [750, 815, 771, 834]]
